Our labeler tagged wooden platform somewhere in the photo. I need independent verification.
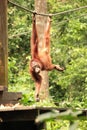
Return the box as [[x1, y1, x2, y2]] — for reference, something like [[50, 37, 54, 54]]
[[0, 106, 47, 130], [0, 106, 86, 130], [0, 106, 45, 130], [0, 106, 87, 122], [0, 91, 22, 105]]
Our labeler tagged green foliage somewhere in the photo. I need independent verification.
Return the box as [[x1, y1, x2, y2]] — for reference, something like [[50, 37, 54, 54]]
[[46, 120, 87, 130], [48, 0, 87, 108], [8, 0, 87, 108], [36, 109, 87, 130], [8, 0, 87, 129], [36, 110, 82, 123]]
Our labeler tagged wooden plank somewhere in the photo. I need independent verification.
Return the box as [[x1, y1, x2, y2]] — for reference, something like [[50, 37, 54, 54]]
[[0, 107, 86, 122], [0, 92, 22, 105], [0, 92, 22, 100], [0, 109, 38, 122], [0, 121, 46, 130], [0, 86, 4, 91], [0, 0, 8, 88]]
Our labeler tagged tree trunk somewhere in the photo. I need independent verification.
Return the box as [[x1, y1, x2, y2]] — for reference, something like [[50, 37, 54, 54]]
[[35, 0, 49, 100], [0, 0, 8, 90]]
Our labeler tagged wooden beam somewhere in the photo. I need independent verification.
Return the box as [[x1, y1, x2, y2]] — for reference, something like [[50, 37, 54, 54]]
[[0, 107, 86, 122], [0, 0, 22, 105], [0, 86, 4, 91], [0, 121, 45, 130], [0, 92, 22, 105], [0, 0, 8, 88]]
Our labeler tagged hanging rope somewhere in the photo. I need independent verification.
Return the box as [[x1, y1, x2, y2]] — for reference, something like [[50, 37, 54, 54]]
[[8, 12, 87, 39], [8, 0, 87, 17], [8, 0, 34, 14], [52, 13, 87, 27]]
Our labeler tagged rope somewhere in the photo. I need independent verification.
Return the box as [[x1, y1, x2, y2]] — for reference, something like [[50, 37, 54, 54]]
[[8, 0, 87, 17], [8, 13, 87, 39], [50, 6, 87, 16], [8, 0, 34, 14], [52, 13, 87, 27]]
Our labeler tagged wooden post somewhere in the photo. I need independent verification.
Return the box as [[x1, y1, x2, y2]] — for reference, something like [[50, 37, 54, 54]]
[[35, 0, 49, 100], [0, 0, 8, 90], [0, 0, 22, 105]]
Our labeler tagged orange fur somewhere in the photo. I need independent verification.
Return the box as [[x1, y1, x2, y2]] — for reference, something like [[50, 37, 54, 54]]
[[29, 14, 64, 101]]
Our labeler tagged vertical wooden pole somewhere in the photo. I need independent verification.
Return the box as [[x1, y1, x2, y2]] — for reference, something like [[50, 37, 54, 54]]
[[0, 0, 8, 90], [35, 0, 49, 100], [0, 0, 22, 104]]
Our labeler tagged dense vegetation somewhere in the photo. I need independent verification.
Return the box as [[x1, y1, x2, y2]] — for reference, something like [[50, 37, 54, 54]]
[[8, 0, 87, 129]]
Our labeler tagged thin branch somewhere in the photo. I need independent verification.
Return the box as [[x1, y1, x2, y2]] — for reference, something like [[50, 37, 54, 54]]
[[8, 31, 31, 39]]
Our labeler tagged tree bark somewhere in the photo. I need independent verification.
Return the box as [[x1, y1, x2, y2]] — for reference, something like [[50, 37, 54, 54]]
[[0, 0, 8, 89], [35, 0, 49, 100]]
